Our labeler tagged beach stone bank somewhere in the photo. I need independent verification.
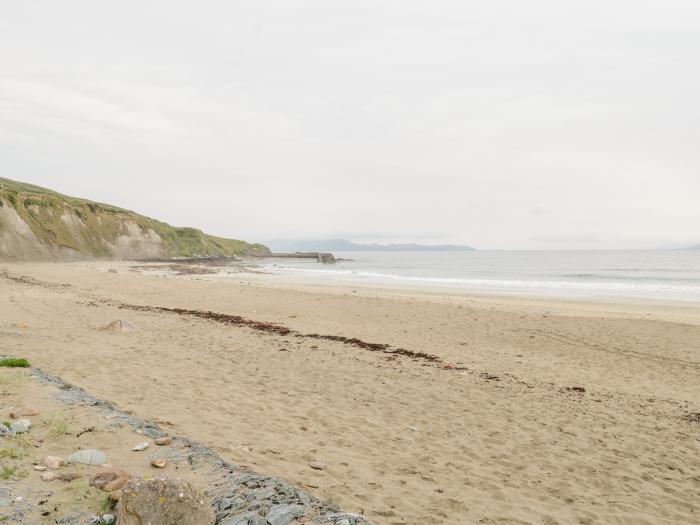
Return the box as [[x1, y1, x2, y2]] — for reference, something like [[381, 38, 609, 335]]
[[12, 359, 378, 525]]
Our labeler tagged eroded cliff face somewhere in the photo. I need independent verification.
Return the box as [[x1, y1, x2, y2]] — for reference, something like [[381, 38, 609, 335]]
[[0, 179, 269, 261]]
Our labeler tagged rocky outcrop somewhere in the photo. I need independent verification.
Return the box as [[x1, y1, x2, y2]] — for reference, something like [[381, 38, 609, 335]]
[[0, 177, 270, 261]]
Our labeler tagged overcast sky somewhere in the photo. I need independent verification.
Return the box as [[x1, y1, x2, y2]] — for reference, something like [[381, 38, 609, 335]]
[[1, 1, 699, 249]]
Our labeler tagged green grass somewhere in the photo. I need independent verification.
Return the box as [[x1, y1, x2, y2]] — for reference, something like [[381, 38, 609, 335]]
[[0, 176, 270, 258], [0, 465, 27, 480], [46, 414, 70, 437], [0, 447, 24, 460], [0, 358, 30, 368], [98, 495, 117, 513]]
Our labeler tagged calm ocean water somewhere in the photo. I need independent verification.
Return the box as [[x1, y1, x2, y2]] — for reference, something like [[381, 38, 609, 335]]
[[257, 250, 700, 301]]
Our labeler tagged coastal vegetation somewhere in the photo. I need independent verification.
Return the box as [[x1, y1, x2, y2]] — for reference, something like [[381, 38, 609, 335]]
[[0, 358, 30, 368], [0, 177, 270, 261]]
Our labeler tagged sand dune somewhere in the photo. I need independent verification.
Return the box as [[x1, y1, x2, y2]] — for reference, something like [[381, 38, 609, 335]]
[[1, 261, 698, 524]]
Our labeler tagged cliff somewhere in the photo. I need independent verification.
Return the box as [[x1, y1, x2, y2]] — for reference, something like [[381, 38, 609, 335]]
[[0, 177, 269, 261]]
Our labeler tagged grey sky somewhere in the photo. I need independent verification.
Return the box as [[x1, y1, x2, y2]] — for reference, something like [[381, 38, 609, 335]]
[[1, 1, 699, 249]]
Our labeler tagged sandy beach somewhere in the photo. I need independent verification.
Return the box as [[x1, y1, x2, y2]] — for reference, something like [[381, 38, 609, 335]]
[[1, 261, 698, 524]]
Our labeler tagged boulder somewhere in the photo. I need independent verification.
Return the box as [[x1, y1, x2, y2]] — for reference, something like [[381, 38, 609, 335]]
[[115, 478, 214, 525]]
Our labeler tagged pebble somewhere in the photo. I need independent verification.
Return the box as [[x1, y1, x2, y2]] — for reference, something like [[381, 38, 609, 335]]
[[34, 465, 47, 471], [9, 407, 40, 419], [154, 436, 172, 446], [102, 514, 115, 524], [41, 472, 57, 482], [132, 442, 149, 451], [59, 472, 81, 482], [43, 455, 64, 469], [88, 468, 131, 493], [150, 458, 167, 469], [0, 488, 10, 506], [308, 461, 328, 470], [10, 419, 31, 433], [68, 449, 107, 466]]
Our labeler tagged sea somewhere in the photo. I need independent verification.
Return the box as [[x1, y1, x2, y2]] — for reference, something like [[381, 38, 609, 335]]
[[255, 250, 700, 302]]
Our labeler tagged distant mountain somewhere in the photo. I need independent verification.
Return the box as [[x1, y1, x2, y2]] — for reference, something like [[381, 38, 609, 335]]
[[267, 238, 475, 252], [0, 177, 269, 261], [688, 244, 700, 250]]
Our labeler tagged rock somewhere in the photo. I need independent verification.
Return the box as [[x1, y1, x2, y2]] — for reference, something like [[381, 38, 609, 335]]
[[108, 269, 118, 273], [9, 406, 40, 419], [102, 514, 115, 524], [68, 449, 107, 466], [101, 320, 138, 333], [43, 455, 65, 469], [150, 458, 167, 469], [308, 461, 327, 470], [154, 436, 173, 446], [0, 488, 11, 506], [115, 478, 215, 525], [220, 512, 263, 525], [132, 442, 149, 451], [58, 472, 81, 482], [34, 465, 47, 471], [265, 504, 305, 525], [10, 419, 31, 433], [41, 472, 57, 482], [89, 468, 131, 493]]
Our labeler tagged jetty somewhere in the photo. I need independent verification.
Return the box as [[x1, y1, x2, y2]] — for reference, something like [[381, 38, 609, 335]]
[[269, 252, 337, 264]]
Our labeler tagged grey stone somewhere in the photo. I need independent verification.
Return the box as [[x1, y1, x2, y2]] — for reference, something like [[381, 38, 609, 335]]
[[266, 504, 305, 525], [0, 487, 11, 506], [218, 497, 234, 510], [10, 419, 31, 433], [256, 487, 276, 500], [68, 449, 107, 465], [132, 441, 149, 451], [220, 511, 258, 525]]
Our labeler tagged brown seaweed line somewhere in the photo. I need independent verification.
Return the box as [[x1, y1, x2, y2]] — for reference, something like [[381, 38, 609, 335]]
[[118, 303, 452, 367]]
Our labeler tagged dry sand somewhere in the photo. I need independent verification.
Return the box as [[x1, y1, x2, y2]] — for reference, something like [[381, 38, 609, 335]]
[[1, 261, 698, 524]]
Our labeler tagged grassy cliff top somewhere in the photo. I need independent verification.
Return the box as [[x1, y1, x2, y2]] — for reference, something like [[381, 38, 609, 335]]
[[0, 177, 269, 259]]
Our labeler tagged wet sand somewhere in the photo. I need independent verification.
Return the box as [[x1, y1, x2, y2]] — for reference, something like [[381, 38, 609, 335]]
[[1, 261, 699, 524]]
